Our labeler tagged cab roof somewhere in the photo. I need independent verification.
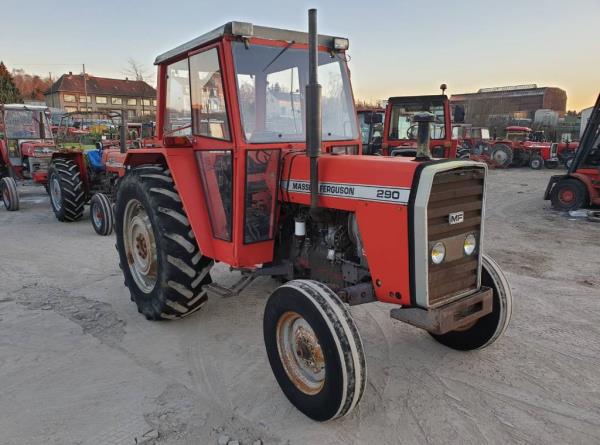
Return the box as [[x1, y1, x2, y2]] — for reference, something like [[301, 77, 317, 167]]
[[155, 21, 349, 65], [1, 104, 49, 111]]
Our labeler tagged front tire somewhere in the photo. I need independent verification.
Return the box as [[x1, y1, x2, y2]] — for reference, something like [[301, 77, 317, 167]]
[[550, 178, 588, 211], [264, 280, 366, 421], [429, 255, 512, 351], [90, 193, 114, 236], [48, 158, 85, 221], [115, 164, 213, 320], [529, 154, 543, 170], [1, 177, 19, 211]]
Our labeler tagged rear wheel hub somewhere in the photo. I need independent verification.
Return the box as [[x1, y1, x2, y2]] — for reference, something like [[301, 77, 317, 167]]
[[124, 199, 157, 293]]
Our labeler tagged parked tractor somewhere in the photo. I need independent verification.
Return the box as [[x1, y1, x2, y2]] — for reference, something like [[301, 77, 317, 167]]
[[113, 10, 512, 421], [545, 94, 600, 211], [47, 111, 136, 235], [452, 124, 492, 157], [381, 90, 459, 159], [0, 104, 57, 210]]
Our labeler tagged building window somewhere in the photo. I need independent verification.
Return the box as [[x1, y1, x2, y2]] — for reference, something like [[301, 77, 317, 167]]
[[64, 94, 76, 103], [127, 109, 136, 119], [152, 99, 157, 107], [112, 97, 123, 105], [127, 98, 137, 106], [164, 58, 191, 135], [64, 106, 77, 112], [79, 95, 91, 103], [96, 96, 107, 104], [189, 48, 230, 140], [142, 99, 151, 107]]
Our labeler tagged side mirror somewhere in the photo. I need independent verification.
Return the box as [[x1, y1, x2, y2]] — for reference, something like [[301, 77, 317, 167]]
[[363, 112, 383, 125]]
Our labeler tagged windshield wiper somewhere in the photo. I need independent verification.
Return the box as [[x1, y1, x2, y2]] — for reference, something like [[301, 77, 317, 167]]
[[262, 40, 295, 72]]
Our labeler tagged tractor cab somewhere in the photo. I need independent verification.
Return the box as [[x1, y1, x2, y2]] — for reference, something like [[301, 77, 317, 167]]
[[381, 94, 456, 158], [0, 104, 56, 182], [357, 108, 385, 154], [504, 126, 533, 143]]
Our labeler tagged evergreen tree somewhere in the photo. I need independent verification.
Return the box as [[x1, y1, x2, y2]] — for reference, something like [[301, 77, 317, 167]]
[[0, 62, 23, 104]]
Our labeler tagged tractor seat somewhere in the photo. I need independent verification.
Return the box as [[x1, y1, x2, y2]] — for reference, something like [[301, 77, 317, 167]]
[[86, 149, 105, 172]]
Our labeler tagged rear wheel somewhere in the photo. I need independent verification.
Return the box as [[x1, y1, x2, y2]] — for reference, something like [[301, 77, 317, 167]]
[[48, 158, 85, 221], [529, 155, 543, 170], [1, 177, 19, 211], [490, 144, 513, 168], [550, 178, 587, 211], [115, 164, 213, 320], [264, 280, 366, 421], [90, 193, 114, 236], [429, 255, 512, 351]]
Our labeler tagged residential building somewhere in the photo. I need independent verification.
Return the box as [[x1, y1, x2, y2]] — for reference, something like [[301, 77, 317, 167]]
[[44, 72, 157, 120]]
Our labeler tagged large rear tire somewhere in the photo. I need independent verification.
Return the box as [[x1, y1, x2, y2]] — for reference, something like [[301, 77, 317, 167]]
[[490, 144, 513, 168], [48, 158, 85, 221], [1, 177, 19, 211], [115, 164, 213, 320], [550, 178, 588, 211], [264, 280, 366, 421], [429, 255, 512, 351], [90, 193, 114, 236]]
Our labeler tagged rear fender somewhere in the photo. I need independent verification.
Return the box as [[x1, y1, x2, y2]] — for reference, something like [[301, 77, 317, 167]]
[[0, 140, 8, 165], [572, 171, 599, 202]]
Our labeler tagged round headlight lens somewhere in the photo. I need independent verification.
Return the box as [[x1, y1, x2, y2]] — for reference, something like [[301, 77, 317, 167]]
[[464, 233, 477, 256], [431, 242, 446, 264]]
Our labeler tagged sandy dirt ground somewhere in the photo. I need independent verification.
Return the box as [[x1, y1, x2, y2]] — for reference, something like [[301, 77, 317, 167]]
[[0, 168, 598, 445]]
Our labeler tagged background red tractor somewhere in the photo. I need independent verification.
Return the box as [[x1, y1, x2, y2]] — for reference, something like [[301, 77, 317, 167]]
[[0, 104, 57, 211], [381, 90, 459, 159], [47, 111, 141, 235], [545, 94, 600, 211], [111, 11, 512, 422]]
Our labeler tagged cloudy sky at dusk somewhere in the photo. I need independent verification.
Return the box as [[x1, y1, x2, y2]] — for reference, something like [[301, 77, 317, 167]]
[[2, 0, 598, 110]]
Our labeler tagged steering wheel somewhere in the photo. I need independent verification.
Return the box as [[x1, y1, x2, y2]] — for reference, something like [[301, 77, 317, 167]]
[[407, 124, 418, 139]]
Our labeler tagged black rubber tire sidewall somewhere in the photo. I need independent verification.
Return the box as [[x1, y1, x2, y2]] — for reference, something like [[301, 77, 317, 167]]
[[90, 194, 113, 236], [264, 285, 345, 422]]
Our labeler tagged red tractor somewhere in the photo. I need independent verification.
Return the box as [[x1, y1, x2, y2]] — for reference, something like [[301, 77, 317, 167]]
[[381, 91, 459, 159], [545, 94, 600, 211], [46, 111, 136, 235], [0, 104, 57, 210], [112, 10, 512, 421], [452, 124, 492, 157]]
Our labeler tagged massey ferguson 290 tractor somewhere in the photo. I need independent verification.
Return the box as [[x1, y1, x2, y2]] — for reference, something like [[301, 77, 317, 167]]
[[113, 10, 512, 421], [0, 104, 57, 210], [545, 94, 600, 211]]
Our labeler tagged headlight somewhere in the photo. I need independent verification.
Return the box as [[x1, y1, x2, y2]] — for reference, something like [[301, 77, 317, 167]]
[[464, 233, 477, 256], [431, 242, 446, 264]]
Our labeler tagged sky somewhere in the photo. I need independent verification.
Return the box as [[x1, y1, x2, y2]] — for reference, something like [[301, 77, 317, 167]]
[[1, 0, 599, 110]]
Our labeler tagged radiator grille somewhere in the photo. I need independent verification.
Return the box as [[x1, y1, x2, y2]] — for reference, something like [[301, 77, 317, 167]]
[[427, 167, 484, 306]]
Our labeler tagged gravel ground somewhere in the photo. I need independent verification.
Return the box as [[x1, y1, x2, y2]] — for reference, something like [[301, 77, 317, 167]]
[[0, 168, 598, 445]]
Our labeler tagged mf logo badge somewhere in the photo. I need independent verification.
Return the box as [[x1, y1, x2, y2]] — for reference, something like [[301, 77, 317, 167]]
[[448, 211, 464, 225]]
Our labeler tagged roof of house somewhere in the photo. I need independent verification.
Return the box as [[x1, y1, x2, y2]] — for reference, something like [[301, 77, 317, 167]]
[[44, 74, 156, 98]]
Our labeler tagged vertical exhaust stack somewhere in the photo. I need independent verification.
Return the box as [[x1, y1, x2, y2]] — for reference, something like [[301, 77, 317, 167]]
[[119, 109, 127, 154], [414, 112, 434, 161], [306, 8, 322, 212]]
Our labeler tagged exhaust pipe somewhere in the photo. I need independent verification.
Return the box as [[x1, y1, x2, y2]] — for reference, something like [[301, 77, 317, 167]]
[[119, 109, 127, 154], [414, 112, 434, 161], [306, 8, 322, 212]]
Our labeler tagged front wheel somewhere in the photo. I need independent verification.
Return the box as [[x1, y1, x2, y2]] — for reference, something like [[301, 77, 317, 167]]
[[115, 164, 213, 320], [550, 178, 588, 211], [264, 280, 366, 421], [48, 158, 85, 221], [429, 255, 512, 351], [1, 177, 19, 211], [529, 154, 543, 170], [90, 193, 114, 236]]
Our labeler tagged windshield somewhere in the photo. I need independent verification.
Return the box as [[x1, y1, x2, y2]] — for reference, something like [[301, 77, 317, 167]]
[[233, 42, 358, 143], [3, 109, 53, 140], [388, 100, 445, 140]]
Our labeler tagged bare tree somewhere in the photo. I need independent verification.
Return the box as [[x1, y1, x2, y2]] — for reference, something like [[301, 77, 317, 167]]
[[123, 58, 150, 82]]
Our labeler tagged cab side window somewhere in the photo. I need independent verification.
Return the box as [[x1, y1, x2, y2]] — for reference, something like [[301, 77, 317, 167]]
[[164, 59, 191, 136], [189, 48, 230, 140]]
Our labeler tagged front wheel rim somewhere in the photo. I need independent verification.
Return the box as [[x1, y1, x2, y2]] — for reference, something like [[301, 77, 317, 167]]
[[123, 199, 158, 293], [92, 202, 104, 229], [276, 311, 326, 395], [559, 189, 575, 204], [50, 175, 62, 211]]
